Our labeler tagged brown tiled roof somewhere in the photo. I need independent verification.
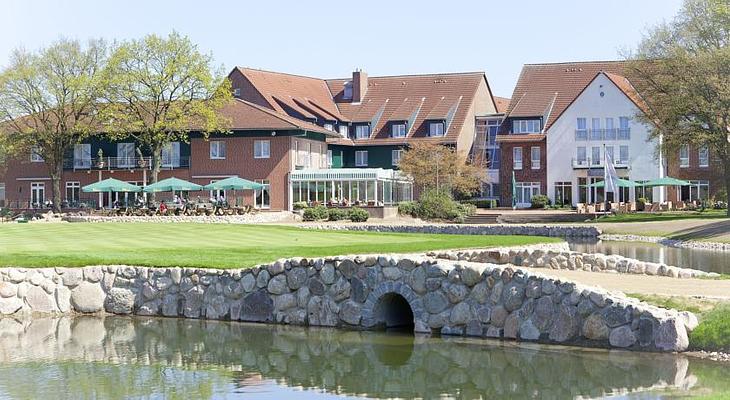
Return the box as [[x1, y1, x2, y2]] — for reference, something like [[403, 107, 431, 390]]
[[235, 67, 348, 122], [221, 99, 338, 136], [493, 96, 510, 114], [326, 72, 485, 141], [506, 61, 632, 130]]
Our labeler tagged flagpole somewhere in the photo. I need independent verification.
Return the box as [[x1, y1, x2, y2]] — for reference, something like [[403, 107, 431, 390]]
[[604, 144, 609, 214]]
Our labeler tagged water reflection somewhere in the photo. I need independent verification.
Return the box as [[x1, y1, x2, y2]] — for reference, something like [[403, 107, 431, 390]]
[[0, 316, 723, 399], [568, 239, 730, 274]]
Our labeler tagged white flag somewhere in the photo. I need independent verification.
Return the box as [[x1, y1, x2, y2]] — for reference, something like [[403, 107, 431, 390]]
[[604, 149, 618, 194]]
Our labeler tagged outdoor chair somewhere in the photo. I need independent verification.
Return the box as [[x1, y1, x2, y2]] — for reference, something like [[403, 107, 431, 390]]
[[576, 203, 586, 214]]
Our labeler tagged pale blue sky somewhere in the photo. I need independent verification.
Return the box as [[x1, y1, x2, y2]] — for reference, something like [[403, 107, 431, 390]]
[[1, 0, 682, 97]]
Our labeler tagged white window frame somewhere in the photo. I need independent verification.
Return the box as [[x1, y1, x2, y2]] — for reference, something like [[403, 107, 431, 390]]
[[392, 123, 407, 138], [392, 149, 404, 166], [30, 146, 44, 162], [73, 143, 92, 169], [512, 119, 540, 134], [513, 147, 523, 170], [355, 150, 368, 167], [530, 146, 540, 170], [255, 179, 271, 209], [591, 146, 601, 166], [605, 146, 615, 164], [618, 116, 631, 140], [323, 123, 334, 131], [30, 182, 45, 206], [619, 145, 629, 164], [65, 181, 80, 203], [161, 142, 181, 167], [254, 140, 270, 159], [429, 122, 445, 137], [210, 140, 226, 160], [679, 144, 689, 168], [117, 143, 135, 168], [338, 125, 349, 137], [577, 146, 587, 165], [0, 183, 6, 203], [327, 150, 333, 167], [355, 125, 370, 139], [576, 118, 587, 140], [698, 146, 709, 167]]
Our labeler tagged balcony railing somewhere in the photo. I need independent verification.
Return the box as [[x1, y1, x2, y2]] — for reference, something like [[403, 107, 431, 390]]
[[572, 158, 629, 169], [63, 156, 190, 171], [575, 128, 631, 141]]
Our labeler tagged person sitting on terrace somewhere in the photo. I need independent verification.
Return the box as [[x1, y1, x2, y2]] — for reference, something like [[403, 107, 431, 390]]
[[159, 201, 168, 215]]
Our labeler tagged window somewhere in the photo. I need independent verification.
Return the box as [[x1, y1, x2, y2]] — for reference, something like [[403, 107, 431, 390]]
[[619, 145, 629, 164], [699, 146, 709, 167], [391, 123, 407, 138], [255, 179, 271, 209], [65, 181, 80, 205], [117, 143, 135, 168], [0, 183, 5, 205], [591, 146, 601, 165], [327, 150, 333, 167], [161, 142, 180, 167], [513, 147, 523, 170], [210, 140, 226, 159], [233, 88, 241, 97], [355, 151, 368, 167], [576, 118, 587, 140], [323, 123, 334, 131], [339, 125, 349, 137], [577, 147, 587, 165], [512, 119, 540, 134], [355, 125, 370, 139], [392, 149, 403, 166], [605, 146, 614, 164], [590, 118, 602, 140], [30, 182, 45, 207], [73, 143, 91, 168], [605, 118, 616, 140], [254, 140, 270, 159], [209, 180, 224, 200], [429, 122, 445, 137], [679, 144, 689, 167], [30, 146, 43, 162], [343, 82, 353, 100], [514, 182, 541, 206], [486, 148, 500, 170], [681, 180, 710, 202], [554, 182, 572, 206], [530, 146, 540, 169], [486, 119, 500, 145], [618, 117, 630, 139]]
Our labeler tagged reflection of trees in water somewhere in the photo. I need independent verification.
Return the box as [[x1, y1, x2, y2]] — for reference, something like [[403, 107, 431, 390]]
[[0, 316, 699, 400]]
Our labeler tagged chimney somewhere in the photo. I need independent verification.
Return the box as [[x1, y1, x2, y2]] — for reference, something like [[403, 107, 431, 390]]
[[352, 69, 368, 103]]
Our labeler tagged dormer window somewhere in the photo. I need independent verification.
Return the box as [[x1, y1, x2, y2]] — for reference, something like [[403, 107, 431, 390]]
[[233, 88, 241, 97], [391, 122, 407, 138], [343, 82, 353, 100], [429, 122, 445, 137], [512, 119, 541, 134], [338, 125, 349, 137], [323, 123, 334, 131], [355, 124, 370, 139]]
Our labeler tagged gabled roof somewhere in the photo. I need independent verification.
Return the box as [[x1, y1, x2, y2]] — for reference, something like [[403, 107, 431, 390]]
[[220, 99, 338, 136], [505, 61, 634, 130], [493, 96, 510, 114]]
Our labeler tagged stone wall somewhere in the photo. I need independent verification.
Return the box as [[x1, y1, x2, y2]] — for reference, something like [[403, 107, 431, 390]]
[[301, 223, 601, 238], [0, 250, 696, 352]]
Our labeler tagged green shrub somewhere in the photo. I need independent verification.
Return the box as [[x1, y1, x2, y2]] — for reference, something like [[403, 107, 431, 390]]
[[530, 194, 551, 209], [460, 199, 498, 209], [690, 304, 730, 352], [293, 201, 308, 210], [397, 201, 419, 217], [327, 208, 348, 221], [302, 205, 328, 221], [456, 202, 477, 217], [418, 189, 459, 220], [348, 207, 369, 222]]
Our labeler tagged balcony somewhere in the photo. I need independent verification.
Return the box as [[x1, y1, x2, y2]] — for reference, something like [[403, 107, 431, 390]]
[[63, 156, 190, 171], [575, 128, 631, 141], [572, 158, 629, 169]]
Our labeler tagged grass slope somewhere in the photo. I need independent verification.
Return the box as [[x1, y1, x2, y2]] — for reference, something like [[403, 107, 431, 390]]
[[0, 223, 558, 269]]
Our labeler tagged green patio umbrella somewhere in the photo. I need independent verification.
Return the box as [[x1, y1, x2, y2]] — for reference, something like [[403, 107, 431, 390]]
[[583, 178, 640, 188], [641, 177, 692, 187], [143, 177, 203, 193], [82, 178, 142, 193], [203, 176, 264, 191]]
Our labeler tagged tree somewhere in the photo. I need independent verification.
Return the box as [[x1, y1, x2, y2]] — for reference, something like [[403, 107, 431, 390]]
[[626, 0, 730, 215], [102, 31, 232, 196], [398, 142, 486, 198], [0, 39, 107, 211]]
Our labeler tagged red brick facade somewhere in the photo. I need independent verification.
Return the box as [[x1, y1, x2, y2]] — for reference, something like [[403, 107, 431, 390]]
[[498, 139, 547, 206], [665, 145, 725, 201]]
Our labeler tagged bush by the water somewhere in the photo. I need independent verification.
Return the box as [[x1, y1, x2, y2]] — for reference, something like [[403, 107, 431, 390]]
[[348, 207, 369, 222], [327, 208, 348, 221], [302, 205, 328, 221], [530, 195, 551, 209], [398, 190, 476, 223], [460, 199, 498, 209]]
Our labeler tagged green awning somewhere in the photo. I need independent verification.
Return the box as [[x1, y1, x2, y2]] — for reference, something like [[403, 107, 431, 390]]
[[582, 178, 640, 188], [143, 177, 203, 193], [82, 178, 142, 193], [642, 177, 692, 187], [203, 177, 264, 191]]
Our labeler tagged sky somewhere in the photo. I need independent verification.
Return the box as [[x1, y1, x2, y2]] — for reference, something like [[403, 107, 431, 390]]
[[1, 0, 683, 98]]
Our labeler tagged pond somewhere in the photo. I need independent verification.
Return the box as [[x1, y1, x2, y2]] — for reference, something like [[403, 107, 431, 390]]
[[0, 316, 727, 399], [568, 239, 730, 274]]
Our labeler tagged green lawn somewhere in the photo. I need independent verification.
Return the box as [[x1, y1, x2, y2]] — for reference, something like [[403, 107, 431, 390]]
[[592, 209, 728, 223], [0, 223, 558, 268]]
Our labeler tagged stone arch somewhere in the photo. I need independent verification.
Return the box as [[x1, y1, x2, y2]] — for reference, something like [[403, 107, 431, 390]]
[[360, 282, 427, 333]]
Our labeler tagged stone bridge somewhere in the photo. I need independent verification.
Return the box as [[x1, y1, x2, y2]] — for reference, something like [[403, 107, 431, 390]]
[[0, 244, 695, 352]]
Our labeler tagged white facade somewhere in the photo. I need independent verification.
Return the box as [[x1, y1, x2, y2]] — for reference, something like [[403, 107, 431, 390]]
[[546, 73, 664, 206]]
